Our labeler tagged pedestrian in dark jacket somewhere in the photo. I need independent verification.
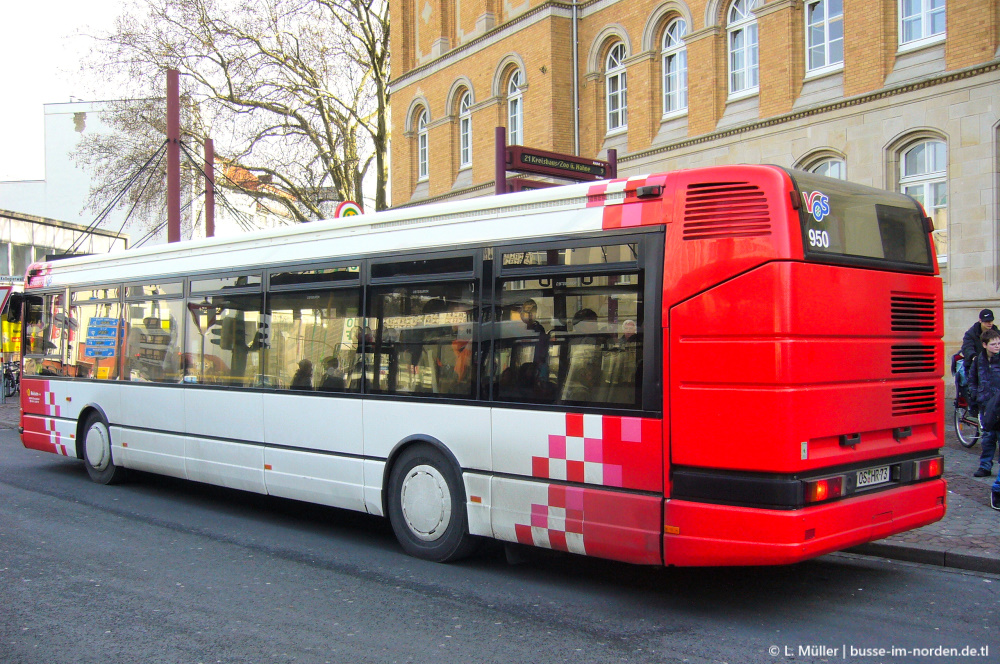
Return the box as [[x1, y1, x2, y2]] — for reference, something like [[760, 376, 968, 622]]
[[962, 309, 995, 371], [973, 328, 1000, 477]]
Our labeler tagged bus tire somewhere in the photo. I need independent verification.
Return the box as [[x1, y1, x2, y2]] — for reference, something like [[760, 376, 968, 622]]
[[387, 445, 477, 562], [82, 412, 127, 485]]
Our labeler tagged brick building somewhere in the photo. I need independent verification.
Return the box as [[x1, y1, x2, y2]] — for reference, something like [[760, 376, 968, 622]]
[[388, 0, 1000, 351]]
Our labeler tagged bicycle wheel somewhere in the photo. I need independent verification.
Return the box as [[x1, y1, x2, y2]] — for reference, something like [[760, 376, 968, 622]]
[[955, 404, 981, 448], [2, 372, 15, 398]]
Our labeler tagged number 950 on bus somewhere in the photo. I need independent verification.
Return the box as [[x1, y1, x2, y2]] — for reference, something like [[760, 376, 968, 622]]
[[808, 228, 830, 249]]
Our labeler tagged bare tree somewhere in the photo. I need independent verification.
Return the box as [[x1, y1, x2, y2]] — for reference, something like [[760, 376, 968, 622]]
[[74, 0, 389, 233], [317, 0, 390, 212], [73, 97, 209, 242]]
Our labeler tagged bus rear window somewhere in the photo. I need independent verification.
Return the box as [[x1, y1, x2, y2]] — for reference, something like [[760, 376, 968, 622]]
[[792, 170, 934, 272]]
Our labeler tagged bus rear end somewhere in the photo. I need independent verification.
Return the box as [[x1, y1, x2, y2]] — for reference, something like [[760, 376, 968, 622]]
[[662, 166, 944, 566]]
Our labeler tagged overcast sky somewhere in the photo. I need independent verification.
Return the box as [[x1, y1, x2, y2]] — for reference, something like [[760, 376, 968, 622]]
[[0, 2, 122, 181]]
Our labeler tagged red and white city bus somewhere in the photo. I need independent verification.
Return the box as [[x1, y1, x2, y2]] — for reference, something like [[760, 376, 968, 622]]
[[18, 165, 945, 566]]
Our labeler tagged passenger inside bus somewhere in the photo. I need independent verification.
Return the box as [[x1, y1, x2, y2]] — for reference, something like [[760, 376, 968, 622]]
[[318, 356, 345, 391], [495, 276, 643, 407], [369, 285, 476, 397], [290, 359, 314, 390], [518, 298, 550, 377], [561, 308, 604, 402]]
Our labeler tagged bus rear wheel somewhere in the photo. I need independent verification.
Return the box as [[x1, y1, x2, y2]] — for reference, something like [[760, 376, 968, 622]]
[[82, 413, 127, 485], [387, 445, 477, 562]]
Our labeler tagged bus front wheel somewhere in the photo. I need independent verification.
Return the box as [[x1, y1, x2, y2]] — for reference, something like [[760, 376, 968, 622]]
[[387, 445, 477, 562], [82, 413, 127, 485]]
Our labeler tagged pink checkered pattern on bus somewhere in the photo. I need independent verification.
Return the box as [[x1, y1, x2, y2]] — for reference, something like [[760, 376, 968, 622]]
[[514, 484, 587, 555], [530, 413, 661, 492], [20, 379, 72, 457], [510, 413, 663, 560], [587, 175, 668, 229], [43, 388, 61, 418]]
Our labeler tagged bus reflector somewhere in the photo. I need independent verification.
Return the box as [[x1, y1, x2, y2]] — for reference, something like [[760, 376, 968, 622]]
[[804, 476, 843, 504], [665, 525, 680, 535], [264, 464, 272, 471], [914, 457, 943, 480], [470, 496, 482, 504]]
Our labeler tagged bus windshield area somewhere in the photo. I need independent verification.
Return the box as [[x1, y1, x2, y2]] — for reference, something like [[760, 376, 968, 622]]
[[791, 170, 934, 272]]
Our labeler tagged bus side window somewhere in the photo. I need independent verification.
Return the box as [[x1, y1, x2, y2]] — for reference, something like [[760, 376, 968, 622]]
[[67, 288, 124, 381], [123, 301, 184, 383], [369, 283, 477, 398], [495, 272, 643, 409], [264, 287, 361, 392], [24, 293, 68, 377], [185, 294, 264, 387]]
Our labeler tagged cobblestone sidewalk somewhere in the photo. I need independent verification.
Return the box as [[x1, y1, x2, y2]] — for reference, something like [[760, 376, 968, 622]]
[[853, 402, 999, 572], [0, 399, 19, 429]]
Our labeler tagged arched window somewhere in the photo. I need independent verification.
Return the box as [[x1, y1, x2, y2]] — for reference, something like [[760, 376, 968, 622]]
[[727, 0, 761, 95], [900, 0, 946, 46], [806, 0, 844, 72], [605, 43, 628, 132], [417, 109, 429, 181], [507, 71, 523, 146], [900, 139, 947, 262], [459, 92, 472, 168], [662, 19, 688, 115], [810, 158, 846, 180]]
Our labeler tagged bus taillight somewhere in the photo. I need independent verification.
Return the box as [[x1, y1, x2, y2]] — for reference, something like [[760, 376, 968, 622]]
[[914, 456, 943, 480], [804, 476, 844, 504]]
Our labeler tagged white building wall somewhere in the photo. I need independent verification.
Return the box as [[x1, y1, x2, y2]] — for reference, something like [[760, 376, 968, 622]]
[[0, 208, 127, 278], [0, 100, 293, 247], [0, 102, 130, 232]]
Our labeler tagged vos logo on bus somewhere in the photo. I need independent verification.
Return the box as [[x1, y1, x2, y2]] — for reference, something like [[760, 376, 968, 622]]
[[803, 191, 831, 222]]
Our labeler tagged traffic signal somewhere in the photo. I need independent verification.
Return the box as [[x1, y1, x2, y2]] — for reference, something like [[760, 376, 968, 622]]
[[209, 316, 238, 350], [258, 317, 270, 348]]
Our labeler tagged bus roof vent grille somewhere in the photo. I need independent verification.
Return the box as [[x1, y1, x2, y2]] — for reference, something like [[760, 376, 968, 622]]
[[891, 345, 936, 374], [682, 182, 771, 240], [890, 295, 936, 332], [891, 385, 937, 416]]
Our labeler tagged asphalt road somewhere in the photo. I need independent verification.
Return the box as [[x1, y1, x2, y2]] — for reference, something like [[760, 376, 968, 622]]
[[0, 429, 996, 664]]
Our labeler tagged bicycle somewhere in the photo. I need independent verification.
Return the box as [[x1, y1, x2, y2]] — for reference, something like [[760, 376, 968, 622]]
[[951, 351, 981, 448], [2, 361, 20, 399]]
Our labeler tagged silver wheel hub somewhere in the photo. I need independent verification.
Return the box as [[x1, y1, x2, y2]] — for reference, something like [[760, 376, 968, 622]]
[[85, 423, 110, 471], [400, 464, 451, 542]]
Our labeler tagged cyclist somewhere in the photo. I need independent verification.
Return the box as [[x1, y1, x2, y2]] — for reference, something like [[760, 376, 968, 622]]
[[962, 309, 994, 375]]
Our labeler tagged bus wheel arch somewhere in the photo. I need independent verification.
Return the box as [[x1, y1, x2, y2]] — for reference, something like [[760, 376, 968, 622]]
[[77, 407, 127, 485], [74, 404, 110, 459], [384, 437, 478, 562]]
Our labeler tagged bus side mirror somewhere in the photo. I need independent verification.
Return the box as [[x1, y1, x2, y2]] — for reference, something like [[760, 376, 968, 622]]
[[6, 292, 23, 322]]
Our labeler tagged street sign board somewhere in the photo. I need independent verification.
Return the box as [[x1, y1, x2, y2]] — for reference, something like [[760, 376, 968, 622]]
[[506, 146, 609, 181], [85, 316, 119, 359]]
